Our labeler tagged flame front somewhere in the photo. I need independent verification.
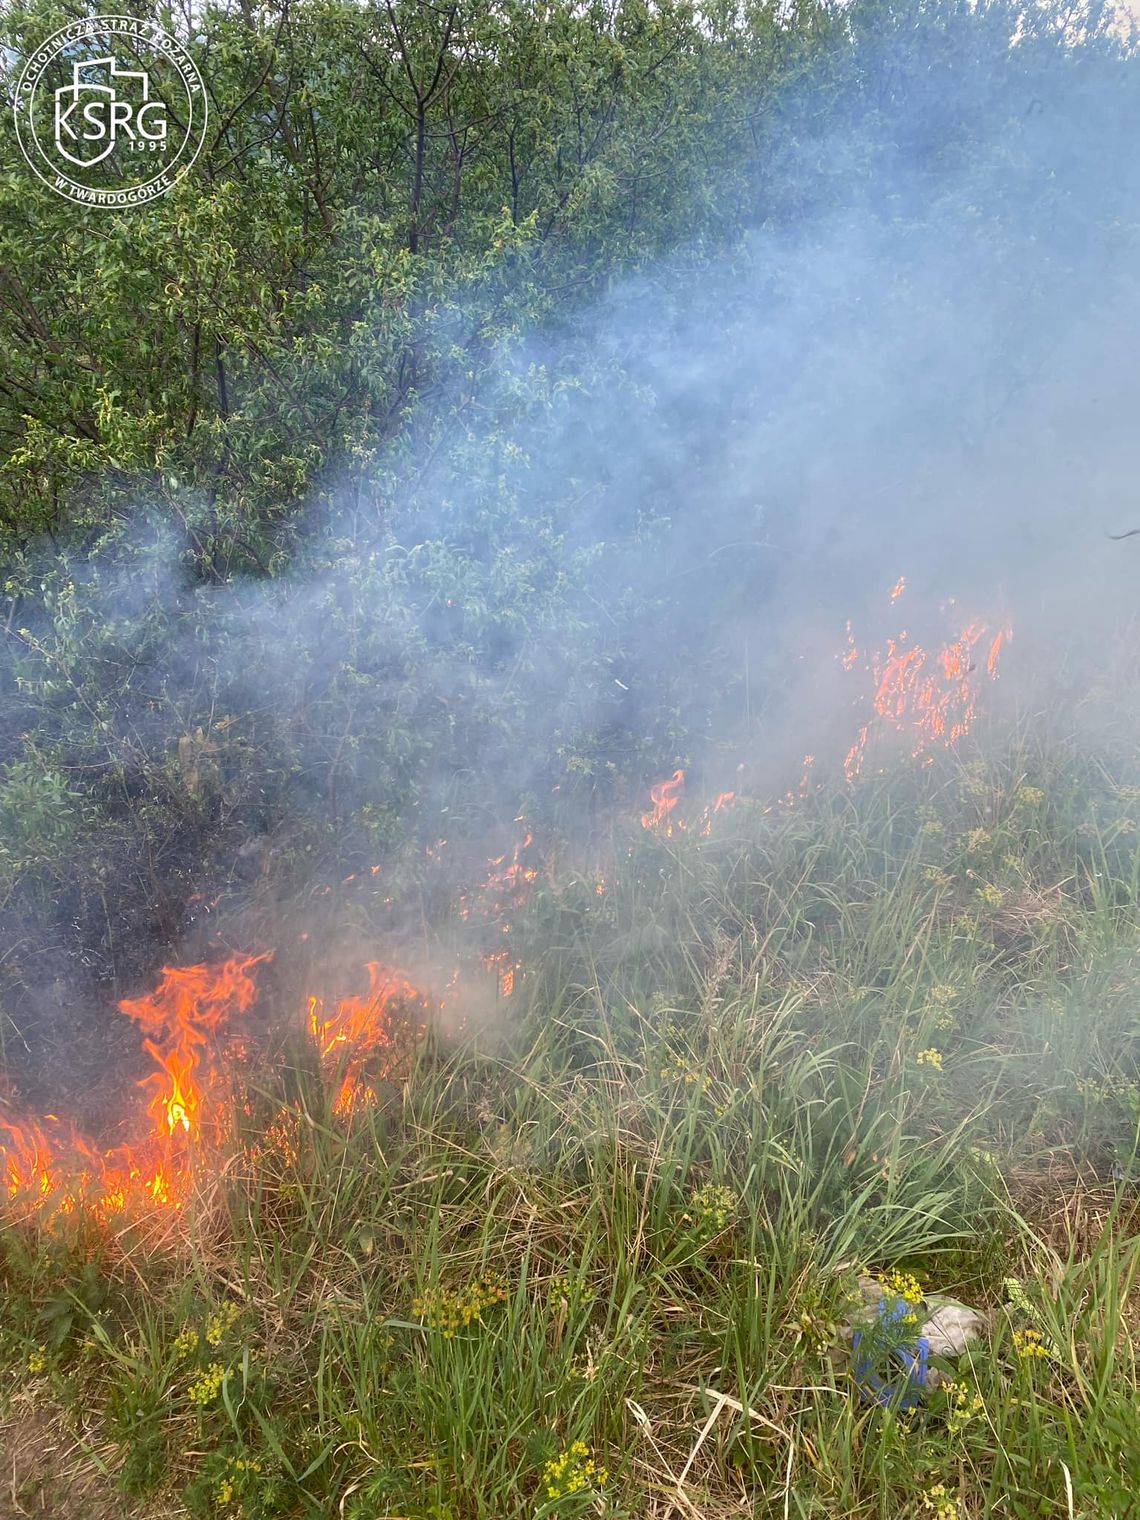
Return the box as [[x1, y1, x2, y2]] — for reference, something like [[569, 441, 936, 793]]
[[309, 963, 425, 1115], [3, 580, 1012, 1230], [118, 952, 268, 1143], [0, 950, 431, 1222], [1, 952, 271, 1217], [842, 587, 1011, 781], [636, 581, 1011, 821]]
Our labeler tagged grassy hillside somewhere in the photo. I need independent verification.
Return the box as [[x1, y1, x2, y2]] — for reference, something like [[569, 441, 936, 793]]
[[3, 726, 1139, 1519]]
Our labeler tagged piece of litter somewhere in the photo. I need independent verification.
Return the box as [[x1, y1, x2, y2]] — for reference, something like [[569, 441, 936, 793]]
[[920, 1300, 988, 1358]]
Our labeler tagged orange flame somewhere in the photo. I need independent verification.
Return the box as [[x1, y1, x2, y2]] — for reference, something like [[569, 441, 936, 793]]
[[481, 947, 519, 997], [484, 830, 539, 907], [118, 952, 269, 1142], [308, 963, 425, 1115], [0, 1115, 71, 1203], [0, 949, 430, 1222], [641, 769, 685, 832], [842, 590, 1011, 780], [458, 822, 539, 927]]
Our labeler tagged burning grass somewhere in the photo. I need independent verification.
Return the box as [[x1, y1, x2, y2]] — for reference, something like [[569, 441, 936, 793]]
[[2, 720, 1140, 1518], [0, 953, 427, 1223]]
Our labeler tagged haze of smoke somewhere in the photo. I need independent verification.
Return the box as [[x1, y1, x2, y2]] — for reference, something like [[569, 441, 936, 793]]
[[2, 2, 1138, 1099]]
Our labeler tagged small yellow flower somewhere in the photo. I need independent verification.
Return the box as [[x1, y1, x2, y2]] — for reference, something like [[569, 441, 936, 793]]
[[975, 882, 1004, 909], [683, 1182, 737, 1236], [412, 1273, 508, 1338], [550, 1275, 595, 1316], [960, 766, 989, 799], [922, 1483, 962, 1520], [1016, 786, 1045, 808], [542, 1439, 607, 1500], [1012, 1327, 1051, 1360], [216, 1453, 262, 1503], [878, 1270, 923, 1306], [916, 1047, 944, 1071], [944, 1378, 986, 1435], [173, 1328, 199, 1358], [966, 827, 992, 851], [187, 1362, 227, 1406], [26, 1346, 48, 1374], [205, 1302, 240, 1347], [660, 1053, 712, 1090], [928, 984, 959, 1029], [874, 1269, 922, 1324]]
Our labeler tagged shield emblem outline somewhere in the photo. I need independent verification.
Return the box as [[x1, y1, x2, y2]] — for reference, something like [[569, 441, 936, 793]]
[[53, 57, 154, 170]]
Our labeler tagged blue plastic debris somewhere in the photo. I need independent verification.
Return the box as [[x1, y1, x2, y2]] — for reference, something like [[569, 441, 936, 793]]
[[851, 1298, 930, 1409]]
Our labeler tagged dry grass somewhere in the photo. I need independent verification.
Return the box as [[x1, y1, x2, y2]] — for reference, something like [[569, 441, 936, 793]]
[[0, 1401, 184, 1520]]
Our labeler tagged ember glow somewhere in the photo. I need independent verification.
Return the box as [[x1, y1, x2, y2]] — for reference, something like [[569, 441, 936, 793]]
[[459, 819, 540, 997]]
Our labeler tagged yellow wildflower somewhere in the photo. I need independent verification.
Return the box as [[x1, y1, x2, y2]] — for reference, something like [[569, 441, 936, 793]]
[[878, 1270, 923, 1306], [412, 1274, 508, 1338], [922, 1483, 962, 1520], [187, 1362, 227, 1406], [660, 1053, 712, 1090], [1013, 1327, 1051, 1360], [945, 1378, 986, 1435], [683, 1182, 737, 1236], [929, 984, 959, 1029], [173, 1327, 200, 1358], [550, 1275, 595, 1315], [205, 1302, 240, 1347], [916, 1048, 944, 1070], [542, 1439, 607, 1500], [214, 1455, 262, 1508]]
